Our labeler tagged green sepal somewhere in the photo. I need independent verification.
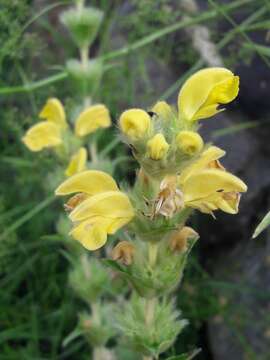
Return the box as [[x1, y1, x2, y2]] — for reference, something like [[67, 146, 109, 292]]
[[60, 6, 103, 48], [116, 295, 188, 358], [78, 306, 117, 348], [69, 256, 111, 303], [105, 234, 198, 298]]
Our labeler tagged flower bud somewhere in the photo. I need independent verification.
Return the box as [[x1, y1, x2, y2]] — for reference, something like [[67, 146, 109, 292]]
[[176, 131, 203, 155], [169, 226, 199, 253], [119, 109, 151, 140], [60, 6, 103, 48], [151, 101, 173, 121], [111, 241, 135, 266], [147, 133, 169, 160]]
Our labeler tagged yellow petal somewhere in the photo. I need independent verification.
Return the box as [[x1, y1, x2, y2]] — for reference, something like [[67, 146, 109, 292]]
[[22, 122, 62, 152], [65, 147, 87, 177], [70, 218, 109, 251], [55, 170, 119, 196], [39, 98, 67, 129], [107, 217, 134, 234], [147, 133, 169, 160], [151, 101, 173, 121], [179, 146, 225, 183], [178, 67, 239, 121], [218, 192, 240, 214], [176, 131, 203, 156], [183, 169, 247, 204], [75, 104, 111, 137], [69, 191, 134, 222], [119, 109, 151, 140]]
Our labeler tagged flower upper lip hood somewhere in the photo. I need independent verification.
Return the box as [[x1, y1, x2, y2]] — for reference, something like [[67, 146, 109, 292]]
[[178, 67, 239, 122], [151, 67, 239, 124], [55, 170, 134, 250], [22, 98, 66, 152]]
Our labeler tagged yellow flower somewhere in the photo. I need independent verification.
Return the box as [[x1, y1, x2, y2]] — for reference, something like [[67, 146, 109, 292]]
[[147, 133, 169, 160], [55, 170, 134, 250], [176, 131, 203, 155], [151, 101, 173, 121], [75, 104, 111, 137], [65, 147, 87, 177], [178, 67, 239, 122], [39, 98, 67, 129], [22, 98, 66, 152], [23, 99, 112, 153], [22, 121, 63, 152], [119, 109, 151, 140], [178, 146, 247, 214]]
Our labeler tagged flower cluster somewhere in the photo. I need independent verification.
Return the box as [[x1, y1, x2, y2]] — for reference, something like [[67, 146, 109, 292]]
[[55, 67, 247, 251], [54, 67, 248, 359], [22, 98, 111, 176]]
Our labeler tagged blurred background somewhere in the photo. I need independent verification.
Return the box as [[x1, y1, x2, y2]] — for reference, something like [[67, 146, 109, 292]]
[[0, 0, 270, 359]]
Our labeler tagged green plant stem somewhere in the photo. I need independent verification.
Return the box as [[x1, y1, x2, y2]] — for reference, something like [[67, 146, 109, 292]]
[[93, 347, 106, 360], [148, 242, 158, 268], [0, 0, 252, 95], [143, 242, 159, 360]]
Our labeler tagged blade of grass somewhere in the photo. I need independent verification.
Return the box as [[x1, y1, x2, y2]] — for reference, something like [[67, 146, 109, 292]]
[[20, 1, 71, 34], [252, 210, 270, 238], [211, 121, 260, 139], [0, 195, 55, 241], [0, 0, 252, 95], [243, 42, 270, 57], [208, 0, 270, 67]]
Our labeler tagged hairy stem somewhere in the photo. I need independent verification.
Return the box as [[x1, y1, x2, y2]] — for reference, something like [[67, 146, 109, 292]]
[[143, 242, 159, 360]]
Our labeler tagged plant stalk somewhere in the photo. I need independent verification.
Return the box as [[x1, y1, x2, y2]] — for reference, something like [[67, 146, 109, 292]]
[[143, 242, 159, 360]]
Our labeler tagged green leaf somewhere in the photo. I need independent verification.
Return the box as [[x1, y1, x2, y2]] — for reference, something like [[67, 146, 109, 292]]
[[166, 348, 201, 360], [253, 210, 270, 238], [243, 43, 270, 57]]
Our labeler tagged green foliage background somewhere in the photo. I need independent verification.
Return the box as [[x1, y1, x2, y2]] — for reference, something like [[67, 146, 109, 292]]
[[0, 0, 269, 359]]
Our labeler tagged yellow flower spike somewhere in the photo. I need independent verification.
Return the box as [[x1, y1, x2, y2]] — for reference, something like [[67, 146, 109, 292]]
[[75, 104, 111, 137], [65, 147, 87, 177], [147, 133, 169, 160], [119, 109, 151, 140], [39, 98, 67, 129], [151, 101, 173, 121], [22, 121, 63, 152], [176, 131, 203, 156], [178, 67, 239, 122], [69, 191, 134, 222], [55, 170, 119, 196]]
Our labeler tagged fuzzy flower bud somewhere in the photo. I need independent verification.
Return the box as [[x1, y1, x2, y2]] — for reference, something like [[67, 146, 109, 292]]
[[176, 131, 203, 155], [169, 226, 199, 253], [119, 109, 151, 140], [147, 133, 169, 160], [151, 101, 173, 121], [111, 241, 135, 266]]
